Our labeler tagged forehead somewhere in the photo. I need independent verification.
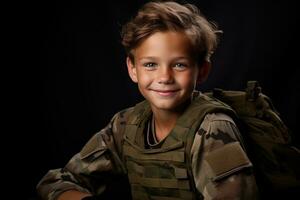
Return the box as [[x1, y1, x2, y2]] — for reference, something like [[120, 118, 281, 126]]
[[133, 31, 194, 59]]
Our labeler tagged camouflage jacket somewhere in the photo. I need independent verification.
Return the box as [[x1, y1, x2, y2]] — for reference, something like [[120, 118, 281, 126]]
[[37, 104, 258, 199]]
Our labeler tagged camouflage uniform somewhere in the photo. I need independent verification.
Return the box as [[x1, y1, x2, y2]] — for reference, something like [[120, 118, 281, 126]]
[[37, 94, 258, 200]]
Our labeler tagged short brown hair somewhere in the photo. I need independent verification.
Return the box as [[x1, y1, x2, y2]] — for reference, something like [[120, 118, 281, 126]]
[[121, 1, 220, 64]]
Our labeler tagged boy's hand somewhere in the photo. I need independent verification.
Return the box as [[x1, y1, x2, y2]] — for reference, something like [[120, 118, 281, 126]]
[[57, 190, 91, 200]]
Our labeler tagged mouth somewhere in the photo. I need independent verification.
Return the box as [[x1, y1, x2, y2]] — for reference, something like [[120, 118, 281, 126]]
[[150, 89, 180, 97]]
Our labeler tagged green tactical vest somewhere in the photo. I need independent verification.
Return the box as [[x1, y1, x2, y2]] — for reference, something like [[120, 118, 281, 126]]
[[122, 93, 235, 200]]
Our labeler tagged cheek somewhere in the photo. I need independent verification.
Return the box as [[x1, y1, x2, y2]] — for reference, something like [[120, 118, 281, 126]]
[[137, 71, 152, 86], [177, 71, 197, 87]]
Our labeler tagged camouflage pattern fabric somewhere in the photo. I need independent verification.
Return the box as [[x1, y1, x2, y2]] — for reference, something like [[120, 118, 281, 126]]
[[191, 113, 258, 199], [37, 99, 258, 199]]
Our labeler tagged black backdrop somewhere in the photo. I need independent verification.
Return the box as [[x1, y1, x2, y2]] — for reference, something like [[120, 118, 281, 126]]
[[20, 0, 299, 199]]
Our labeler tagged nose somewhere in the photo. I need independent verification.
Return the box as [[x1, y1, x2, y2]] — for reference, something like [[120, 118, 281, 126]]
[[157, 66, 174, 84]]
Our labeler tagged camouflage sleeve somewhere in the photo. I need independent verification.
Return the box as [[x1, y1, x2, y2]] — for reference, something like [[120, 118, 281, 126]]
[[36, 108, 133, 200], [191, 113, 258, 199]]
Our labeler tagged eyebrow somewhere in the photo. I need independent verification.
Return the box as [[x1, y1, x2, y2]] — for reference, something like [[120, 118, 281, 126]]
[[139, 56, 190, 60], [139, 56, 158, 60]]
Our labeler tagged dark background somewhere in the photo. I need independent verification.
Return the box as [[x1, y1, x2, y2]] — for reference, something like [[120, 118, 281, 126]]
[[17, 0, 299, 199]]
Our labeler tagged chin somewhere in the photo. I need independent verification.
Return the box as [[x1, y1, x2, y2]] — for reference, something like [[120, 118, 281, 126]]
[[155, 104, 176, 111], [144, 92, 192, 112], [151, 100, 188, 112]]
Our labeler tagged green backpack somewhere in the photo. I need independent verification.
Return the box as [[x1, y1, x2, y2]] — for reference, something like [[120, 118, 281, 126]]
[[204, 81, 300, 198]]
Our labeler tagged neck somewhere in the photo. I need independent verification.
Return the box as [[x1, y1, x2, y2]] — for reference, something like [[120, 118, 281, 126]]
[[151, 100, 190, 141]]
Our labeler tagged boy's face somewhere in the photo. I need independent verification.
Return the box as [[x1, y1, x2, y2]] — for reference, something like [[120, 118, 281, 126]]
[[127, 31, 209, 112]]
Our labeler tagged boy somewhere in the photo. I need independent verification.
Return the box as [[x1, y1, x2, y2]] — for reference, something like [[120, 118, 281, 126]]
[[37, 1, 258, 199]]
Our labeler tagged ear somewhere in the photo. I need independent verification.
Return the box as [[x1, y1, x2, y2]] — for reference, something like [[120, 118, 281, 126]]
[[126, 57, 138, 83], [197, 61, 211, 84]]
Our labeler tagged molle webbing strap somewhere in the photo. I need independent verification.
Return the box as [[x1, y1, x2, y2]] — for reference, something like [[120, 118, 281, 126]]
[[128, 174, 190, 189], [126, 160, 188, 179], [131, 185, 194, 200], [123, 144, 185, 162]]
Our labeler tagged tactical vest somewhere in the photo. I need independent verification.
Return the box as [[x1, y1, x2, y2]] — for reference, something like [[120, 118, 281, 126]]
[[122, 93, 235, 200]]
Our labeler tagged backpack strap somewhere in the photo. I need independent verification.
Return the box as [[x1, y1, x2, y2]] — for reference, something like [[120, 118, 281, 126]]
[[246, 80, 261, 101]]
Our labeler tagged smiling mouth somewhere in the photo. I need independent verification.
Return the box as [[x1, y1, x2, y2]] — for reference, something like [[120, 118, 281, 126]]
[[151, 89, 180, 97]]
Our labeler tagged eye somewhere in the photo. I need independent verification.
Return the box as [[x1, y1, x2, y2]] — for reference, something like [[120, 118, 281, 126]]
[[174, 63, 187, 70], [143, 62, 157, 69]]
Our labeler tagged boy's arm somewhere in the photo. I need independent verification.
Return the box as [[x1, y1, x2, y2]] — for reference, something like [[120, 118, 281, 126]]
[[191, 113, 258, 200], [37, 109, 132, 200]]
